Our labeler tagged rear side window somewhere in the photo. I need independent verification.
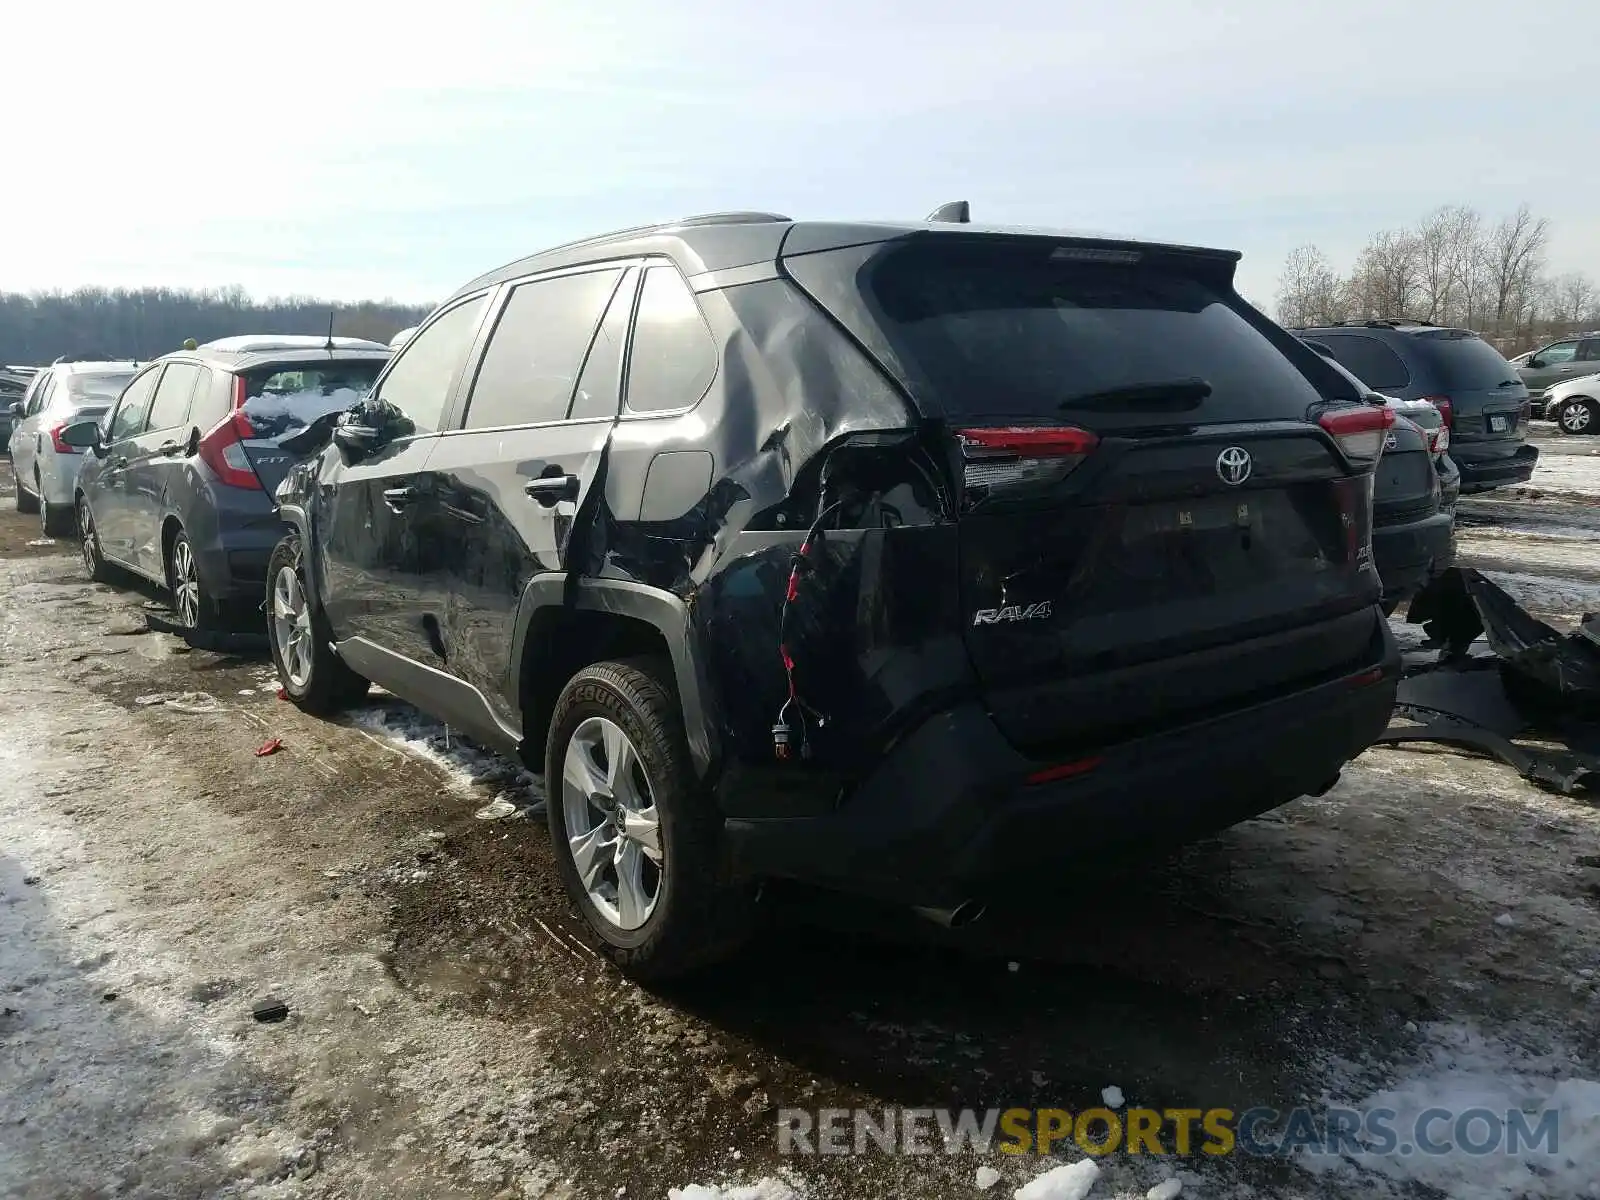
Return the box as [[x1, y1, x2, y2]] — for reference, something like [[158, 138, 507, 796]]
[[146, 363, 200, 431], [27, 375, 55, 415], [570, 268, 638, 421], [624, 266, 717, 414], [786, 239, 1327, 427], [239, 360, 384, 441], [1577, 339, 1600, 363], [189, 368, 228, 430], [1411, 332, 1521, 391], [108, 368, 161, 440], [1308, 334, 1411, 392], [464, 268, 623, 429], [374, 295, 488, 434]]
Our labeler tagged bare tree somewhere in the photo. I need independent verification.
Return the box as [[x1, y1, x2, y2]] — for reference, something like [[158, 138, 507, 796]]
[[1348, 229, 1423, 319], [1274, 245, 1348, 327], [1551, 272, 1597, 326], [1483, 203, 1549, 332], [1414, 205, 1482, 325]]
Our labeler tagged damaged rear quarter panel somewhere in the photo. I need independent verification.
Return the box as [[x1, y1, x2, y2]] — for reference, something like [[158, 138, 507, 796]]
[[594, 277, 973, 817]]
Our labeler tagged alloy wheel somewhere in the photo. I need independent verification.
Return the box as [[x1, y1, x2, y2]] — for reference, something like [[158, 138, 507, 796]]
[[561, 716, 664, 931], [78, 501, 98, 574], [271, 565, 315, 690], [170, 539, 201, 627], [1560, 400, 1593, 434]]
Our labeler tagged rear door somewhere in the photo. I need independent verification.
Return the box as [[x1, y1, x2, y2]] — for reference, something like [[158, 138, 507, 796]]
[[13, 372, 56, 486], [316, 293, 490, 653], [94, 366, 164, 566], [124, 361, 202, 575], [784, 234, 1380, 748], [417, 263, 632, 727]]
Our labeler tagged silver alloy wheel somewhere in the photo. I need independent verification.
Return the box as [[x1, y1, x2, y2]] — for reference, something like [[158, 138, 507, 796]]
[[271, 565, 315, 690], [1560, 399, 1593, 434], [561, 715, 664, 931], [170, 538, 201, 627], [78, 501, 97, 574]]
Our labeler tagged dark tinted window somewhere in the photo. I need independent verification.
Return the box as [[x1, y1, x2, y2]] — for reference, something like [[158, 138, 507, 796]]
[[1577, 339, 1600, 363], [108, 368, 161, 440], [375, 295, 488, 434], [239, 360, 384, 441], [570, 268, 637, 421], [464, 269, 622, 429], [792, 239, 1326, 426], [625, 266, 717, 414], [1312, 334, 1411, 391], [1412, 332, 1521, 391], [146, 363, 200, 430]]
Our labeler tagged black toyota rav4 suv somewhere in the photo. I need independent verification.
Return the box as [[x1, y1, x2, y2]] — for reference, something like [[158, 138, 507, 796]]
[[267, 212, 1400, 977]]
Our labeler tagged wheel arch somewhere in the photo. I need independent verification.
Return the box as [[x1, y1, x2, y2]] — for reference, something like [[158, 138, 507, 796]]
[[512, 576, 717, 779]]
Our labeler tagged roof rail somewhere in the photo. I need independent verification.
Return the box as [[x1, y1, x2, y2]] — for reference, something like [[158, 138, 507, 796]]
[[669, 211, 791, 227], [1364, 317, 1435, 329]]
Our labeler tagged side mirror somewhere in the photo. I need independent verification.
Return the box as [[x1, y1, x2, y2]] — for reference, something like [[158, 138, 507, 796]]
[[57, 419, 101, 449], [333, 418, 382, 463], [1525, 357, 1543, 369], [8, 401, 22, 418]]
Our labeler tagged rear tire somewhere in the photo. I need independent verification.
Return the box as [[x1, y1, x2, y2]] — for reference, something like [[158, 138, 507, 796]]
[[40, 482, 72, 537], [1556, 396, 1598, 436], [15, 472, 38, 514], [266, 535, 369, 713], [165, 529, 218, 631], [545, 658, 753, 980]]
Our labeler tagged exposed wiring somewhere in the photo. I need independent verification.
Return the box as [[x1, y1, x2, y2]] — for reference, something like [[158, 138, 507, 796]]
[[773, 498, 844, 761]]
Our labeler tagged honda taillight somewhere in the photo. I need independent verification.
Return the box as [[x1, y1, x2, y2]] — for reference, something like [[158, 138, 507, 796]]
[[957, 426, 1099, 498], [1430, 425, 1450, 455], [1318, 405, 1395, 464], [49, 423, 75, 454], [1422, 395, 1453, 429], [197, 408, 262, 490]]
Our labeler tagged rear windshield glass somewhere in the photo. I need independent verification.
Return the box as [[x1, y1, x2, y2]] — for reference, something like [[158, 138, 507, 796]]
[[239, 360, 385, 440], [67, 372, 136, 405], [1410, 332, 1521, 391], [785, 239, 1329, 426]]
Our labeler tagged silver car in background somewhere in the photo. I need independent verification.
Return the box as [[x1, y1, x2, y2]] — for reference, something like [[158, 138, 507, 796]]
[[8, 360, 138, 535]]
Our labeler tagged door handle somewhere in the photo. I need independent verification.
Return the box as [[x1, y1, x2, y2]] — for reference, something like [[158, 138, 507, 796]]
[[109, 456, 128, 471], [157, 441, 183, 457], [383, 485, 418, 511], [524, 473, 579, 507]]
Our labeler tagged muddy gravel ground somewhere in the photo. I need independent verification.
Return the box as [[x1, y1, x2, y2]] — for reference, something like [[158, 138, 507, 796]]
[[3, 443, 1600, 1200]]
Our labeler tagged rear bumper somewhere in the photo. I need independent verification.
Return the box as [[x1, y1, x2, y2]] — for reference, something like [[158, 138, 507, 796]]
[[1372, 510, 1455, 602], [38, 451, 91, 506], [1455, 443, 1538, 493], [184, 488, 286, 602], [724, 615, 1399, 906]]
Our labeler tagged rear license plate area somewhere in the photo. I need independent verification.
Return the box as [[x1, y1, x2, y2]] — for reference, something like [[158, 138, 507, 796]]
[[1123, 497, 1259, 540], [1489, 414, 1509, 432]]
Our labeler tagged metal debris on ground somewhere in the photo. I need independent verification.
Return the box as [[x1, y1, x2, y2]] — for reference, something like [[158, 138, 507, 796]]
[[144, 611, 272, 655], [134, 691, 222, 715], [251, 997, 290, 1023], [473, 793, 547, 821], [255, 737, 283, 757], [1378, 567, 1600, 796]]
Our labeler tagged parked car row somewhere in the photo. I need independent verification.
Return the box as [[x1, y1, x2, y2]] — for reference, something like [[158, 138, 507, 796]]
[[42, 208, 1551, 979], [8, 360, 139, 533]]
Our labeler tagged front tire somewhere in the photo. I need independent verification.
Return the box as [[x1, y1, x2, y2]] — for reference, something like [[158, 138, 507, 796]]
[[545, 658, 752, 980], [1556, 396, 1598, 436], [266, 535, 369, 713]]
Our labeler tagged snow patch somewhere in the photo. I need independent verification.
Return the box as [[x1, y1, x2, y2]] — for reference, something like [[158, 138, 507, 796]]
[[1013, 1158, 1099, 1200], [1301, 1021, 1600, 1199], [352, 703, 543, 803], [1101, 1085, 1125, 1109], [976, 1164, 1002, 1190], [1145, 1179, 1182, 1200], [1480, 571, 1600, 618], [667, 1180, 797, 1200]]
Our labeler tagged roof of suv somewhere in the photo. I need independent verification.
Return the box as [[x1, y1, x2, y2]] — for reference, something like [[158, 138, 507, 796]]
[[447, 212, 1243, 304]]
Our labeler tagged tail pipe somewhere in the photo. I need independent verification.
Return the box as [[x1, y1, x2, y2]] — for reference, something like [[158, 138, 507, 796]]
[[912, 900, 988, 929]]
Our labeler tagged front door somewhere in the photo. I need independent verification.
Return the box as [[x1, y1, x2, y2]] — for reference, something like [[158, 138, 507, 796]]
[[93, 366, 163, 567], [1523, 340, 1579, 395], [415, 265, 633, 729], [316, 291, 492, 657]]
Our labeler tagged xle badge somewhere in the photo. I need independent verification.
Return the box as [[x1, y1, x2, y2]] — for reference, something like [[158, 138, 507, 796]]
[[972, 601, 1054, 627]]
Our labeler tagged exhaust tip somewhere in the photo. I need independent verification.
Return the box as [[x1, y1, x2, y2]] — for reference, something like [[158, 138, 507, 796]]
[[913, 900, 987, 929]]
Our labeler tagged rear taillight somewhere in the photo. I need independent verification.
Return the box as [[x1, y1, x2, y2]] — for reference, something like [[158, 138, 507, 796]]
[[1318, 405, 1395, 464], [1422, 395, 1453, 429], [957, 426, 1099, 497], [49, 423, 75, 454], [1430, 425, 1450, 455], [197, 408, 262, 490]]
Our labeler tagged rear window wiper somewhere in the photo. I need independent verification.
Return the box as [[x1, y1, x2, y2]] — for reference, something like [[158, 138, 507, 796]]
[[1059, 377, 1212, 411]]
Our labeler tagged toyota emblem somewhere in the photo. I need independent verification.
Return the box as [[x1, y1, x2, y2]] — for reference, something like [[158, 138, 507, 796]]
[[1216, 446, 1252, 486]]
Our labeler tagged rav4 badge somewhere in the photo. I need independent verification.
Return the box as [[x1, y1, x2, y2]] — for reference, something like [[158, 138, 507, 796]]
[[972, 601, 1054, 626]]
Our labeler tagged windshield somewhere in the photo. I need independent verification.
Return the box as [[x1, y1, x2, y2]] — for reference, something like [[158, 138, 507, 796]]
[[239, 360, 386, 441], [788, 239, 1329, 427], [1411, 332, 1521, 391]]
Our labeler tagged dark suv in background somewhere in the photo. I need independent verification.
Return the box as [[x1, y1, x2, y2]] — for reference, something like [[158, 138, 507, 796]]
[[1295, 320, 1535, 493], [266, 211, 1400, 977], [64, 336, 390, 628]]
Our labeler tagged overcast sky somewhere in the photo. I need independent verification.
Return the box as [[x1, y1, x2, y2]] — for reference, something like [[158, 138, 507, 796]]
[[4, 0, 1594, 310]]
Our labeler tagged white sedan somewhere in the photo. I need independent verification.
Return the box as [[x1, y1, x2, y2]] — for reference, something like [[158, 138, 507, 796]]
[[1543, 371, 1600, 435]]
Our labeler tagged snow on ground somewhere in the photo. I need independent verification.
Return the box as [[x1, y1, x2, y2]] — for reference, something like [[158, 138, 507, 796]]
[[668, 1180, 799, 1200], [1473, 570, 1600, 619], [351, 697, 544, 808], [1300, 1021, 1600, 1200], [1503, 430, 1600, 501], [1013, 1159, 1100, 1200]]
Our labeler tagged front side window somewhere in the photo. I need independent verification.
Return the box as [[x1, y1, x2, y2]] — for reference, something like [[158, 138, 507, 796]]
[[373, 295, 489, 434], [108, 368, 162, 441], [1537, 341, 1578, 365], [463, 269, 623, 429], [625, 266, 718, 414]]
